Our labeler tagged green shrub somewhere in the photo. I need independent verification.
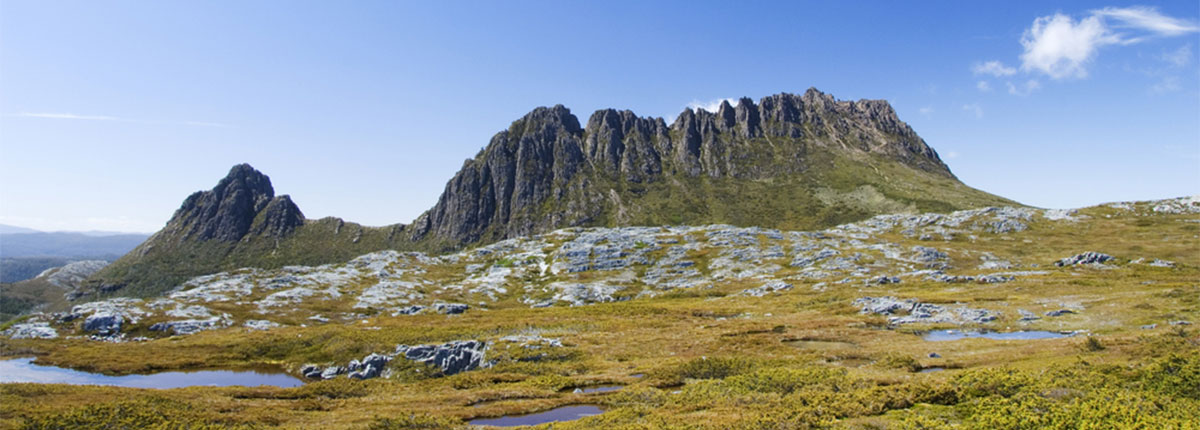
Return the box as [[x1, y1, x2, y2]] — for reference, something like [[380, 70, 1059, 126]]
[[673, 356, 756, 380]]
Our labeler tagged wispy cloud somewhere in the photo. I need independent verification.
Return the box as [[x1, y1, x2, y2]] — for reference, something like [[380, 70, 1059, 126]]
[[962, 103, 984, 119], [17, 112, 122, 121], [1160, 43, 1193, 67], [686, 98, 738, 113], [10, 112, 228, 127], [918, 106, 934, 116], [1092, 6, 1200, 38], [1020, 6, 1199, 79], [1006, 79, 1042, 96], [1149, 75, 1182, 94], [972, 61, 1017, 77], [976, 80, 992, 92]]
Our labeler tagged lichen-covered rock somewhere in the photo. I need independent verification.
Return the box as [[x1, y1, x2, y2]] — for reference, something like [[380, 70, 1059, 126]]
[[854, 296, 998, 325], [4, 322, 58, 339], [741, 280, 793, 297], [300, 364, 322, 379], [1055, 252, 1115, 267], [83, 313, 123, 335], [434, 303, 469, 315], [395, 340, 487, 375]]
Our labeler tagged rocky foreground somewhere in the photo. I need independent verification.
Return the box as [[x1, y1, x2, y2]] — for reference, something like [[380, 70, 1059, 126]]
[[6, 196, 1196, 377], [2, 195, 1197, 429]]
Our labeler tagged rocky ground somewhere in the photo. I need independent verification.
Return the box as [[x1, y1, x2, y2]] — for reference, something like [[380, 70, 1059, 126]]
[[1, 196, 1197, 429]]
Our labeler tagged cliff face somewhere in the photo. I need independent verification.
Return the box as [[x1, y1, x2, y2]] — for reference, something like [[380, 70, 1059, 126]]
[[161, 164, 304, 243], [87, 88, 1014, 299], [410, 89, 963, 245]]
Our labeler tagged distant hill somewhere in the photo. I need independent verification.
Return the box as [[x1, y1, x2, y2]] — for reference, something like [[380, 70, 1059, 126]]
[[0, 229, 148, 283], [0, 232, 149, 259], [0, 224, 40, 234]]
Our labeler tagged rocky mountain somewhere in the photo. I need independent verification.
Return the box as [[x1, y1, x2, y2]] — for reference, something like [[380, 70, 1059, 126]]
[[410, 88, 1007, 245], [85, 89, 1014, 300]]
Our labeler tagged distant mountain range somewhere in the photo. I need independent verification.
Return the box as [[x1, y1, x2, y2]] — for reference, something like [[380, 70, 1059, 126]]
[[86, 88, 1016, 299], [0, 226, 149, 283]]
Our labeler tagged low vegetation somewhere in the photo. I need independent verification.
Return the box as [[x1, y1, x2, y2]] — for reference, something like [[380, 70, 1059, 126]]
[[1, 199, 1197, 429]]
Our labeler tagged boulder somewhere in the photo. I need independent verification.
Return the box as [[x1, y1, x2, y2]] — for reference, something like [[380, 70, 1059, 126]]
[[435, 303, 469, 315], [83, 313, 123, 335], [300, 364, 323, 379], [395, 340, 487, 375], [1055, 252, 1114, 267], [4, 322, 58, 339]]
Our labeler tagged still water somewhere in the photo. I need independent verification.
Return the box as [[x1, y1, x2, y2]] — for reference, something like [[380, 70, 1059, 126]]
[[469, 405, 604, 427], [0, 357, 304, 389], [923, 330, 1074, 341]]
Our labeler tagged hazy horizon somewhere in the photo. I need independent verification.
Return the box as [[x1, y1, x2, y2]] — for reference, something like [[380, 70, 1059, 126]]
[[3, 1, 1198, 233]]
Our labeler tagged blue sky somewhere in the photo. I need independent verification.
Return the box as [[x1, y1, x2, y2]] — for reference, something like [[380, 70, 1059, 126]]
[[1, 1, 1197, 232]]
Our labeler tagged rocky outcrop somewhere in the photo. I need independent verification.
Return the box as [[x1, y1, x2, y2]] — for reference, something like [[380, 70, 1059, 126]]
[[854, 296, 999, 325], [1055, 252, 1114, 267], [249, 195, 305, 237], [396, 340, 488, 375], [167, 164, 281, 242], [3, 322, 58, 339], [412, 89, 962, 245]]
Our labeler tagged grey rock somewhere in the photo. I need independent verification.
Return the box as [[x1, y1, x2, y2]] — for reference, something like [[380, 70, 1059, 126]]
[[855, 296, 998, 325], [1170, 320, 1192, 326], [393, 305, 426, 315], [1045, 309, 1075, 317], [867, 276, 901, 285], [83, 313, 123, 335], [928, 352, 941, 358], [976, 274, 1015, 284], [4, 322, 58, 339], [741, 280, 793, 297], [1018, 309, 1041, 321], [1141, 324, 1158, 330], [1055, 252, 1115, 267], [243, 320, 280, 330], [435, 303, 469, 315], [395, 340, 487, 375], [1148, 259, 1176, 268], [321, 366, 345, 379], [300, 364, 322, 379]]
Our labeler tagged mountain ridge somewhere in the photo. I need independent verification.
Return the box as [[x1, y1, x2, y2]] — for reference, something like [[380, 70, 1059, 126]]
[[86, 88, 1017, 299]]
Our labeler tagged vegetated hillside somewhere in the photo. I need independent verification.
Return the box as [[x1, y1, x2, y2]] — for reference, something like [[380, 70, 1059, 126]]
[[0, 260, 108, 322], [1, 257, 77, 283], [87, 89, 1015, 299]]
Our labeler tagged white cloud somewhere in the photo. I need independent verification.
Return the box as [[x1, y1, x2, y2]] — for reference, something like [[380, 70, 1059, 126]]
[[1161, 43, 1193, 67], [10, 112, 228, 127], [944, 151, 960, 159], [17, 112, 121, 121], [972, 61, 1017, 77], [918, 106, 934, 116], [1019, 7, 1199, 79], [685, 98, 738, 113], [976, 81, 992, 92], [1020, 13, 1116, 79], [962, 103, 983, 119], [1006, 79, 1042, 96], [1150, 75, 1182, 94], [1092, 6, 1200, 38]]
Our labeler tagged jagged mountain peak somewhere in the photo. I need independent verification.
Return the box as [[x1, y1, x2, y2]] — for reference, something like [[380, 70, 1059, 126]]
[[412, 89, 1004, 245], [161, 164, 300, 243]]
